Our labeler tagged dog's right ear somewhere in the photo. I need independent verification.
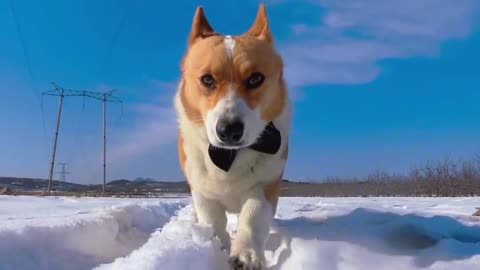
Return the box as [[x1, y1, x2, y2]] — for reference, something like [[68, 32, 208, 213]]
[[247, 4, 273, 44], [188, 6, 217, 46]]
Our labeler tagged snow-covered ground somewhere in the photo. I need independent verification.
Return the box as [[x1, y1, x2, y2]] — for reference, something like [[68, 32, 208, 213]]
[[1, 196, 480, 270]]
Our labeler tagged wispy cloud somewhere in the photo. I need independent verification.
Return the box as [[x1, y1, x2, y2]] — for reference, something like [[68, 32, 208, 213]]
[[108, 104, 177, 164], [275, 0, 480, 87], [108, 80, 178, 164]]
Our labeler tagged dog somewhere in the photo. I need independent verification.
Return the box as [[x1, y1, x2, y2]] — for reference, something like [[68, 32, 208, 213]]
[[174, 4, 292, 269]]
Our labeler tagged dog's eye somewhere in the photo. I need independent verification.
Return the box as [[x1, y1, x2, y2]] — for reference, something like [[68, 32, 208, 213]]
[[200, 74, 216, 89], [245, 72, 265, 89]]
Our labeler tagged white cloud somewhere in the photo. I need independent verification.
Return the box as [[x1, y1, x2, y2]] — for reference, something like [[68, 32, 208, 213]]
[[107, 80, 179, 164], [107, 104, 177, 164], [276, 0, 480, 87]]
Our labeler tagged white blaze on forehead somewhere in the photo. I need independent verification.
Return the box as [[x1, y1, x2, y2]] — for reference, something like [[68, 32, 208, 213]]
[[224, 35, 235, 59]]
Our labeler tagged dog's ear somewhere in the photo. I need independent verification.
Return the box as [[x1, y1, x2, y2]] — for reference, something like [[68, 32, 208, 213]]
[[188, 6, 217, 46], [247, 4, 273, 44]]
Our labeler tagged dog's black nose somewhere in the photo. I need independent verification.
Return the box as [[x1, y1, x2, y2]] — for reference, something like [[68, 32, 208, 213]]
[[216, 118, 244, 145]]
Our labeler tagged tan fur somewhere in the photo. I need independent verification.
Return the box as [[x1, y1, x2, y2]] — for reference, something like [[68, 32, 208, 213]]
[[265, 144, 289, 212], [178, 79, 204, 126], [178, 134, 187, 178], [281, 143, 289, 160], [264, 179, 281, 211]]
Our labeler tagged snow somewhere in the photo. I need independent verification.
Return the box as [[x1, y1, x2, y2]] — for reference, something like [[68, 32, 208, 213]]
[[1, 196, 480, 270]]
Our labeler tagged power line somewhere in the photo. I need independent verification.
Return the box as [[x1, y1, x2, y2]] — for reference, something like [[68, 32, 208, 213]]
[[96, 0, 134, 81], [9, 0, 50, 157], [66, 1, 132, 166], [65, 1, 132, 173]]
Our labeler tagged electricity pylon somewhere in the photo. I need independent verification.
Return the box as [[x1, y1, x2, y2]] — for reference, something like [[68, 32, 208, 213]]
[[55, 162, 70, 182], [42, 82, 122, 195]]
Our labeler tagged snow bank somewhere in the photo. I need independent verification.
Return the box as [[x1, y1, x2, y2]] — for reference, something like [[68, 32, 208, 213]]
[[0, 196, 187, 270], [275, 207, 480, 270]]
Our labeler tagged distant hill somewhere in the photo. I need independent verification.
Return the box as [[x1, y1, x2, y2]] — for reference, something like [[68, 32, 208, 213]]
[[102, 179, 190, 193], [0, 176, 321, 197], [133, 177, 157, 182], [0, 177, 190, 195], [0, 177, 91, 192], [10, 175, 458, 198]]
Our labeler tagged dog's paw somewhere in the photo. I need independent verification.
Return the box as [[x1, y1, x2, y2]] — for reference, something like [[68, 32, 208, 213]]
[[228, 248, 264, 270], [214, 230, 231, 253]]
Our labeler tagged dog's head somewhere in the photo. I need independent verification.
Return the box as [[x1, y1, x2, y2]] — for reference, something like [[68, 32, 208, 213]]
[[179, 4, 287, 149]]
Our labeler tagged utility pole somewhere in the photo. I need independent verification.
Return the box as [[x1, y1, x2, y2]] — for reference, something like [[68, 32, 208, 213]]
[[47, 86, 64, 195], [56, 162, 70, 182], [102, 94, 107, 195], [99, 90, 120, 196], [42, 82, 122, 196]]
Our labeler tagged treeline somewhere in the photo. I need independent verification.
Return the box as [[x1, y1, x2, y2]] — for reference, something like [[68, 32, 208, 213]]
[[282, 158, 480, 197]]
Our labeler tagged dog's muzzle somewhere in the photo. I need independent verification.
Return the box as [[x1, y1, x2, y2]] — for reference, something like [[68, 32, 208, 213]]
[[216, 117, 244, 146]]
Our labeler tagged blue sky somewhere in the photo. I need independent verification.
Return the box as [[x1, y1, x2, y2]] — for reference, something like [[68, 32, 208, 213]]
[[1, 0, 480, 183]]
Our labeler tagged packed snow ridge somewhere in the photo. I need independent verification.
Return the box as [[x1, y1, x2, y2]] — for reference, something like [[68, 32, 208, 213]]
[[1, 196, 480, 270]]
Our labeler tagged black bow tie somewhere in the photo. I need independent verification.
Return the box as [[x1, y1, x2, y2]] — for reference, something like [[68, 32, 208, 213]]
[[208, 122, 281, 172]]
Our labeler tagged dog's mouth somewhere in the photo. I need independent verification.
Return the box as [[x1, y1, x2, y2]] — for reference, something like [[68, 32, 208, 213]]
[[210, 140, 250, 150]]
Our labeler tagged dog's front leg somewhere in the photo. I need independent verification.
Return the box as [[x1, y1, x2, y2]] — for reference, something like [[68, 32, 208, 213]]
[[229, 188, 273, 270], [192, 192, 231, 251]]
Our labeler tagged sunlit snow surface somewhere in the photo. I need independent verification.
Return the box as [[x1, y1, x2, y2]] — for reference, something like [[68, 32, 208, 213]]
[[1, 196, 480, 270]]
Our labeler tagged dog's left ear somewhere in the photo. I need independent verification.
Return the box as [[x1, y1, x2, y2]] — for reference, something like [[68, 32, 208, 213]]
[[247, 4, 273, 44], [189, 6, 217, 46]]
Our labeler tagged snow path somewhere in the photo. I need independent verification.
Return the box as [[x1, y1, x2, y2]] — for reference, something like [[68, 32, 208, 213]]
[[94, 204, 230, 270], [1, 196, 480, 270]]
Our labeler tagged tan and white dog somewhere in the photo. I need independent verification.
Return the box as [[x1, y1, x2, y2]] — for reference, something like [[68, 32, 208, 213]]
[[174, 4, 292, 269]]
